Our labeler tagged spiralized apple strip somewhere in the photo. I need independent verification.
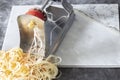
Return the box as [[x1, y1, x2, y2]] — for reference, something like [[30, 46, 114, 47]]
[[0, 48, 60, 80], [29, 27, 45, 57]]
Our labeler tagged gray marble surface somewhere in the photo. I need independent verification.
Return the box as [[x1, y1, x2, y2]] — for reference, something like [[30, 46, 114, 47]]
[[0, 0, 120, 80], [74, 4, 119, 30]]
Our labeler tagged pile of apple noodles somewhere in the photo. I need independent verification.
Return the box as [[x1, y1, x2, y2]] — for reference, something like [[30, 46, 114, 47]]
[[0, 48, 61, 80]]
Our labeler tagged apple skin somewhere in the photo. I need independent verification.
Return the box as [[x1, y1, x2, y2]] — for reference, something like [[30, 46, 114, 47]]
[[26, 9, 46, 21]]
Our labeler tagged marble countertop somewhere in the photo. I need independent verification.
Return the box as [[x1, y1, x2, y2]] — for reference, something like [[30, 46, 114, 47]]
[[0, 0, 120, 80]]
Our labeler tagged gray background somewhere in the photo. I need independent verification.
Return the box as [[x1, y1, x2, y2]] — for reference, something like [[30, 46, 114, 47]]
[[0, 0, 120, 80]]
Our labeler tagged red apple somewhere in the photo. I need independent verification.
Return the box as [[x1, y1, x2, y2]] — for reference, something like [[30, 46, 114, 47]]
[[26, 8, 46, 21]]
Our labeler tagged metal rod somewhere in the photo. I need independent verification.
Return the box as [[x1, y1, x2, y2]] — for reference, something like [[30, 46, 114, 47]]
[[41, 0, 50, 11], [41, 0, 62, 11]]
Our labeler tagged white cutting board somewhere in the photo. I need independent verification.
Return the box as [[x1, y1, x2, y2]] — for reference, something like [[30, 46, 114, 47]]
[[2, 5, 120, 67], [56, 10, 120, 67]]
